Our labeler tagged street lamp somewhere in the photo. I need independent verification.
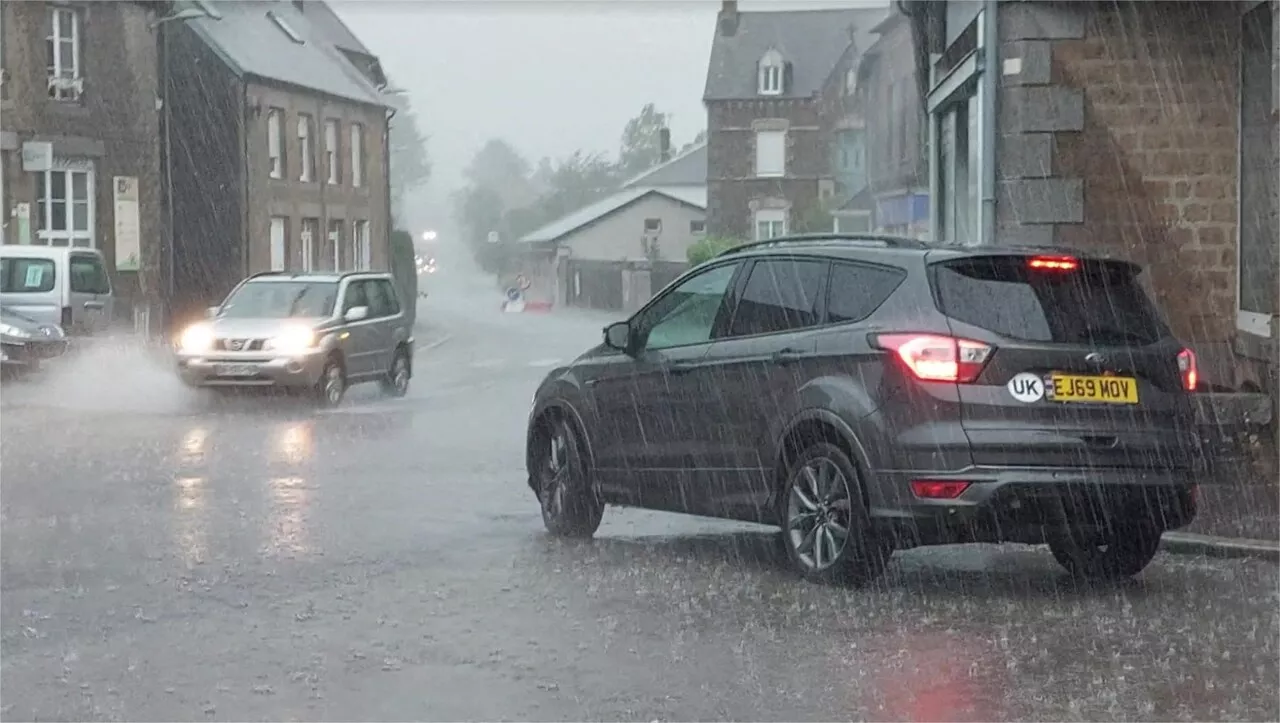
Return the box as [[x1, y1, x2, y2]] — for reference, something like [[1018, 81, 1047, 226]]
[[150, 5, 212, 337]]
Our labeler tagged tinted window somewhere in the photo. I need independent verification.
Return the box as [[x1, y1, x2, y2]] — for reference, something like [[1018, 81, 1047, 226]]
[[727, 259, 826, 337], [932, 256, 1167, 345], [69, 253, 111, 294], [0, 258, 56, 293], [221, 281, 337, 319], [642, 263, 738, 350], [365, 280, 400, 317], [342, 280, 368, 313], [826, 263, 904, 323]]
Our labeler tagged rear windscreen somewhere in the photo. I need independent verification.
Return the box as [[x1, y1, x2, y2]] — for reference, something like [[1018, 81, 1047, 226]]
[[931, 256, 1167, 345]]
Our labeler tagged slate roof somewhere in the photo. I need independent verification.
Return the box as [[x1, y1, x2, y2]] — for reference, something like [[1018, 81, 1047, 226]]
[[181, 0, 387, 107], [703, 7, 887, 101], [519, 187, 707, 245], [620, 144, 708, 189]]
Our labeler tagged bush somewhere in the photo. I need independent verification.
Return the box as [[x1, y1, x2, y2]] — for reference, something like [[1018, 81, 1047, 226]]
[[686, 235, 745, 266], [389, 229, 418, 327]]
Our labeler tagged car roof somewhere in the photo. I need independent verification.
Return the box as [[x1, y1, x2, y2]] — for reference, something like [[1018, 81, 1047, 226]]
[[0, 244, 105, 260], [244, 270, 391, 284], [718, 234, 1137, 265]]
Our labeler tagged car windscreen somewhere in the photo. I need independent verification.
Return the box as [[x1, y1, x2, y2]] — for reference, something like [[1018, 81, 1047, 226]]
[[0, 257, 56, 293], [931, 255, 1168, 346], [219, 281, 338, 319]]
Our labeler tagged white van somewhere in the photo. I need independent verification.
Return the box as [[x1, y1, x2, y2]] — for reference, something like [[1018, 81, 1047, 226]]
[[0, 245, 113, 335]]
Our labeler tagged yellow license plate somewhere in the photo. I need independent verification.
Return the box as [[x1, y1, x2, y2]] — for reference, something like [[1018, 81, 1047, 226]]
[[1048, 374, 1139, 404]]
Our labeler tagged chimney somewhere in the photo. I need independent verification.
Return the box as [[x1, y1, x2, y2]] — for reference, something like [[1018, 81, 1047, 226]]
[[292, 1, 304, 12], [718, 0, 739, 37], [659, 128, 671, 163]]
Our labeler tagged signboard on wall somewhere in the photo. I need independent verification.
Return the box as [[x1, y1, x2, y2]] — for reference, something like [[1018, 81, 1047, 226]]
[[113, 176, 141, 271], [21, 142, 52, 172]]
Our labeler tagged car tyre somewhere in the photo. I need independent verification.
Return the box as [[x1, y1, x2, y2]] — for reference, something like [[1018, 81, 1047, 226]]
[[1047, 522, 1163, 579], [314, 356, 346, 408], [536, 416, 603, 538], [380, 347, 410, 397], [780, 441, 890, 586]]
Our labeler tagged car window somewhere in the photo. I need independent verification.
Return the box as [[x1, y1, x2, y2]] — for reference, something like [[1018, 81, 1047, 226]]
[[826, 262, 904, 324], [343, 280, 369, 313], [932, 256, 1168, 345], [221, 281, 338, 319], [69, 253, 111, 295], [0, 258, 56, 293], [641, 263, 739, 351], [726, 259, 826, 337], [376, 280, 401, 316]]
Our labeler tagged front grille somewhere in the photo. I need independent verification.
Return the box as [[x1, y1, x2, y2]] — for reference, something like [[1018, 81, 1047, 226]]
[[215, 338, 266, 352]]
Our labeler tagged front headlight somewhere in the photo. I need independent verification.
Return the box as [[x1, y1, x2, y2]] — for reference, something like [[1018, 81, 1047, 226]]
[[265, 326, 317, 354], [0, 322, 33, 339], [179, 323, 215, 353]]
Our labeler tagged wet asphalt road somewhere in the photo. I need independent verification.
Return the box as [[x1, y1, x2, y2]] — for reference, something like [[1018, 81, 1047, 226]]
[[2, 271, 1278, 722]]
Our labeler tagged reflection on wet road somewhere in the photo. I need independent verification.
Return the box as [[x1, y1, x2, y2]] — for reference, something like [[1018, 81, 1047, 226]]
[[2, 280, 1277, 722]]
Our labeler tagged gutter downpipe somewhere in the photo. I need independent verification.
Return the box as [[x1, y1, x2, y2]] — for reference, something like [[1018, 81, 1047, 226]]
[[980, 0, 999, 246], [242, 79, 251, 279], [385, 103, 396, 270]]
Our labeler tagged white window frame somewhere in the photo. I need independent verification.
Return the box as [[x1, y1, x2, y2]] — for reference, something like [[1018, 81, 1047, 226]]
[[350, 123, 364, 187], [324, 119, 340, 185], [269, 216, 287, 271], [833, 212, 872, 234], [754, 208, 787, 241], [690, 219, 707, 236], [298, 115, 314, 182], [328, 220, 343, 270], [46, 6, 82, 101], [927, 12, 987, 247], [755, 130, 786, 178], [353, 220, 371, 270], [35, 160, 94, 248], [1235, 0, 1275, 338], [300, 218, 318, 271], [758, 49, 783, 95], [267, 109, 283, 179]]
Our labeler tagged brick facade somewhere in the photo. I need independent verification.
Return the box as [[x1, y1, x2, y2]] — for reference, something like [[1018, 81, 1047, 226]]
[[0, 1, 162, 323]]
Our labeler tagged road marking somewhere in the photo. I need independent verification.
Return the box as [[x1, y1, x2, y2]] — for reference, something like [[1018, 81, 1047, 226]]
[[528, 358, 562, 368], [416, 334, 452, 352], [471, 359, 505, 369]]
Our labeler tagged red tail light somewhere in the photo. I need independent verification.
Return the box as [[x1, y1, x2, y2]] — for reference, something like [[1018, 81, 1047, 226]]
[[873, 333, 993, 384], [1177, 347, 1198, 391], [911, 480, 971, 499], [1028, 255, 1079, 272]]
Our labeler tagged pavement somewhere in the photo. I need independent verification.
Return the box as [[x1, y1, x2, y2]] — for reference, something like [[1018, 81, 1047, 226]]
[[2, 268, 1278, 722]]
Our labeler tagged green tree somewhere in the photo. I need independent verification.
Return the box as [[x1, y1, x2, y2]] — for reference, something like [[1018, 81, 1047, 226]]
[[680, 129, 707, 154], [686, 235, 745, 266], [388, 229, 418, 327], [536, 151, 621, 221], [617, 103, 669, 179], [387, 90, 431, 227]]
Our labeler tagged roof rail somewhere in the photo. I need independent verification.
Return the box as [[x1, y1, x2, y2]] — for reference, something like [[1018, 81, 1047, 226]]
[[716, 233, 930, 258]]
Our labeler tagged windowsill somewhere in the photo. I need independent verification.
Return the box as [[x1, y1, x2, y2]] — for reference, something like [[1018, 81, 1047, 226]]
[[47, 99, 90, 115], [755, 173, 786, 179]]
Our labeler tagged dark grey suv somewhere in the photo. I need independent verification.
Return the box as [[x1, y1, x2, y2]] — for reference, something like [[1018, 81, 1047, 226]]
[[526, 235, 1203, 585]]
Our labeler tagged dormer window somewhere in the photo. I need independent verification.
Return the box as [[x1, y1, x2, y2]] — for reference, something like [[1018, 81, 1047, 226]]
[[758, 49, 784, 95], [268, 11, 305, 44], [845, 68, 857, 96]]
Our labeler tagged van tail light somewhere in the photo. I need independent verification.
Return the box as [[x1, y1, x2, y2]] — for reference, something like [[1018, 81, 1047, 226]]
[[61, 306, 72, 328], [872, 333, 993, 384], [1028, 255, 1079, 271], [1177, 347, 1198, 392]]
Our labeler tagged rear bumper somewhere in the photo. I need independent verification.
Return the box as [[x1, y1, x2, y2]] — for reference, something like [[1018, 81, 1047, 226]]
[[870, 465, 1199, 547], [175, 351, 327, 389]]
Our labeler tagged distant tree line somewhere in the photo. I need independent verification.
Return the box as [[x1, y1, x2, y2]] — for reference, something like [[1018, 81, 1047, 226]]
[[451, 103, 707, 274]]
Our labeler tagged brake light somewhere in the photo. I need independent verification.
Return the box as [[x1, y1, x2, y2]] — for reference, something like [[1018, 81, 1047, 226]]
[[1028, 255, 1079, 272], [911, 480, 971, 499], [1177, 347, 1198, 392], [873, 333, 993, 384]]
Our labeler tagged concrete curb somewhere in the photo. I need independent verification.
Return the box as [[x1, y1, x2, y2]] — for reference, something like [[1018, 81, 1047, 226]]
[[1161, 531, 1280, 561]]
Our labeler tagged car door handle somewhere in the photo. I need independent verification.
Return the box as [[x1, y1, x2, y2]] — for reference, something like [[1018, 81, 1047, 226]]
[[772, 348, 806, 364], [83, 301, 105, 310], [669, 362, 697, 376]]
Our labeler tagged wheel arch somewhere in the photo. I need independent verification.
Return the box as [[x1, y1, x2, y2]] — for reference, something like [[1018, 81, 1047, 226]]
[[773, 409, 876, 517]]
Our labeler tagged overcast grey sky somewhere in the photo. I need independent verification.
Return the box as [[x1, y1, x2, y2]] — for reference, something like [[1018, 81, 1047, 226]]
[[334, 0, 884, 230]]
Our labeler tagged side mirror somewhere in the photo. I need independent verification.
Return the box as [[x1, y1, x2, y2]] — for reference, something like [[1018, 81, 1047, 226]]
[[603, 321, 633, 353], [344, 305, 369, 322], [205, 306, 219, 318]]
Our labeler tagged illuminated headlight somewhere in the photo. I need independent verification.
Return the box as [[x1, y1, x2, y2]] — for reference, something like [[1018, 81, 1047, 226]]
[[0, 323, 31, 339], [179, 323, 215, 353], [264, 326, 317, 354]]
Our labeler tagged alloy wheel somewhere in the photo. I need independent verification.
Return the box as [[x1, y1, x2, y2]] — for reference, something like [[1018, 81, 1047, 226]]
[[392, 355, 409, 394], [541, 424, 572, 518], [324, 365, 344, 404], [786, 456, 853, 572]]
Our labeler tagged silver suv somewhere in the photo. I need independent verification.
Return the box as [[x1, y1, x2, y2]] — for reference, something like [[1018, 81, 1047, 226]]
[[174, 271, 414, 407]]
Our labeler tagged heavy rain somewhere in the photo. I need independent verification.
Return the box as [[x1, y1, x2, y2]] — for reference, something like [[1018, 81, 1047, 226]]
[[0, 0, 1277, 721]]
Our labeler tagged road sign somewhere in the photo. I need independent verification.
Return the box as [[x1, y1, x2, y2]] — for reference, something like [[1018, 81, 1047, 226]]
[[505, 287, 523, 302], [516, 274, 531, 291], [487, 231, 500, 244]]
